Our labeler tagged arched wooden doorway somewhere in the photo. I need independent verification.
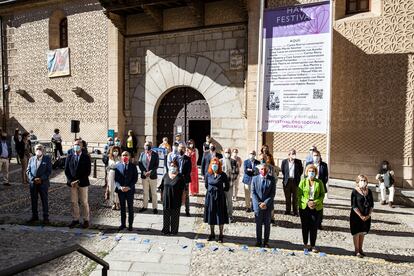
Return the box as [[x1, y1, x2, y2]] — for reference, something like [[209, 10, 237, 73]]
[[156, 87, 211, 162]]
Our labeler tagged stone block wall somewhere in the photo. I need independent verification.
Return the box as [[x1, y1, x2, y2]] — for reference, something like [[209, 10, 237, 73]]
[[124, 24, 247, 154], [1, 0, 111, 146]]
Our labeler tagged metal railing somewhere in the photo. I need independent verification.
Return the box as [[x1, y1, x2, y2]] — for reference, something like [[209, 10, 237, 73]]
[[0, 244, 109, 276]]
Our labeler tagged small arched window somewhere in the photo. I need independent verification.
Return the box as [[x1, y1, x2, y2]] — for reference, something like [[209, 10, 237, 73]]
[[49, 10, 67, 50], [346, 0, 370, 14], [59, 18, 68, 48]]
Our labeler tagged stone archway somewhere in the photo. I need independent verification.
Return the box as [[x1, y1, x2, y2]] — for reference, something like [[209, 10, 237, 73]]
[[130, 52, 244, 150]]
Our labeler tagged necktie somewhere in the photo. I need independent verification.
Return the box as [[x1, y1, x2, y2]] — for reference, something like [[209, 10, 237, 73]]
[[124, 164, 128, 174]]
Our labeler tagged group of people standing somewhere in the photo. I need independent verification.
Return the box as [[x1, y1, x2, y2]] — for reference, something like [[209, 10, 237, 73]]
[[0, 128, 396, 258]]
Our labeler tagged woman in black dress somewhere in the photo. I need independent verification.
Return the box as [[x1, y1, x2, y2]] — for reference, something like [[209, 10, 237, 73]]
[[204, 157, 230, 243], [350, 175, 374, 258], [159, 160, 186, 235]]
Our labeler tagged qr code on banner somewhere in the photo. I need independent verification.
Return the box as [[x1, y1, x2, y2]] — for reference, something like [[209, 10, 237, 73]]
[[313, 89, 323, 99]]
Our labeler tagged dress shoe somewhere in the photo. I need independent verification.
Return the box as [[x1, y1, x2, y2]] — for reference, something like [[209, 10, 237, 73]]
[[153, 209, 158, 214], [381, 200, 386, 205], [186, 212, 191, 217], [263, 243, 270, 248], [389, 202, 395, 208], [255, 242, 262, 247], [128, 225, 133, 231], [69, 220, 80, 228], [138, 208, 147, 213], [27, 217, 39, 224], [218, 235, 224, 243], [207, 234, 215, 241], [118, 225, 126, 231], [246, 208, 252, 213], [82, 221, 90, 229]]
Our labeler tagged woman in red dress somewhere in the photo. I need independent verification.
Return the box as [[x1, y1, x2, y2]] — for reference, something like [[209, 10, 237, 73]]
[[186, 139, 199, 195]]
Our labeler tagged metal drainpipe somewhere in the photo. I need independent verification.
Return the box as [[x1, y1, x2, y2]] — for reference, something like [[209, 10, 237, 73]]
[[0, 15, 6, 131]]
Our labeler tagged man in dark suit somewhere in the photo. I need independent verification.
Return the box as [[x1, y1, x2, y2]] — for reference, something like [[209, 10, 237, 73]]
[[242, 150, 260, 212], [281, 149, 303, 216], [65, 139, 91, 228], [177, 143, 192, 216], [201, 143, 223, 176], [26, 144, 52, 225], [115, 151, 138, 231], [0, 132, 12, 186], [252, 163, 276, 247], [305, 149, 328, 229], [138, 141, 159, 213]]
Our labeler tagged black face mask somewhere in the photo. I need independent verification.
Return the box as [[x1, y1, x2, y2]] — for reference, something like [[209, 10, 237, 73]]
[[210, 147, 216, 152], [179, 150, 185, 155], [145, 146, 151, 151]]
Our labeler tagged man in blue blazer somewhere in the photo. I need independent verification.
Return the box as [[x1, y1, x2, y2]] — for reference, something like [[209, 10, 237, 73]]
[[281, 149, 303, 216], [252, 163, 276, 247], [138, 141, 159, 213], [115, 151, 138, 231], [242, 150, 260, 212], [65, 139, 91, 228], [26, 144, 52, 224], [305, 149, 328, 229], [176, 143, 192, 216]]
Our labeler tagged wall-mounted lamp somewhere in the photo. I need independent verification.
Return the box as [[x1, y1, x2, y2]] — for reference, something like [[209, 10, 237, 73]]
[[72, 86, 84, 97], [15, 89, 35, 102], [43, 88, 63, 103], [71, 86, 94, 103]]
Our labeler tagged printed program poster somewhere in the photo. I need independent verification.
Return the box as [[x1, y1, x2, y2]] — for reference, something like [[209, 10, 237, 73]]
[[261, 1, 332, 134]]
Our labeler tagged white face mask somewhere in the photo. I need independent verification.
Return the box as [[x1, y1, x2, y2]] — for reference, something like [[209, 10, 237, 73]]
[[249, 154, 255, 160], [359, 180, 368, 189], [113, 151, 119, 157], [313, 156, 320, 163], [35, 150, 42, 157], [224, 153, 230, 159]]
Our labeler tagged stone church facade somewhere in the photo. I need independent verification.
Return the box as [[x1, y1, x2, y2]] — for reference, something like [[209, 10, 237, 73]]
[[0, 0, 413, 188]]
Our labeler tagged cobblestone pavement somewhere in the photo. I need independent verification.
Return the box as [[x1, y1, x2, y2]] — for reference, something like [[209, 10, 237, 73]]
[[190, 184, 414, 276], [0, 162, 413, 275]]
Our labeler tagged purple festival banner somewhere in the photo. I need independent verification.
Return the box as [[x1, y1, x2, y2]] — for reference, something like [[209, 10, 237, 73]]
[[264, 1, 331, 38]]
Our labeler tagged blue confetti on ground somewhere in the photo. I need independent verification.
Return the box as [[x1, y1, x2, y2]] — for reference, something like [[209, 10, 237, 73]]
[[211, 246, 219, 251], [319, 252, 327, 257], [240, 245, 249, 251], [100, 235, 109, 240], [195, 243, 205, 249], [143, 239, 150, 244]]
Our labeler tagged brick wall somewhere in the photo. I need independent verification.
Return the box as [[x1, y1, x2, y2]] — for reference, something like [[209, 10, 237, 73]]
[[2, 0, 111, 146]]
